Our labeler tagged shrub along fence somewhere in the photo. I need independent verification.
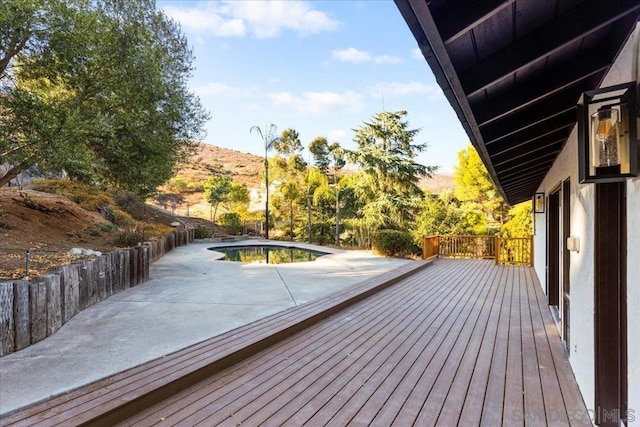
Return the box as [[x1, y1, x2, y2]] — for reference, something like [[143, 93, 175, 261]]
[[0, 229, 194, 356]]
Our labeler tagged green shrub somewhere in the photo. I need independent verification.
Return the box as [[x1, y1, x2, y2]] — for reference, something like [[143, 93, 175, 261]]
[[194, 225, 210, 239], [33, 179, 113, 211], [111, 228, 143, 247], [220, 212, 241, 234], [372, 229, 420, 258], [112, 209, 136, 227]]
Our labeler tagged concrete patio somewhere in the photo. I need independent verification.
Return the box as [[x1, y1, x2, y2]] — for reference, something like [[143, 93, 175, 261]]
[[0, 240, 410, 415]]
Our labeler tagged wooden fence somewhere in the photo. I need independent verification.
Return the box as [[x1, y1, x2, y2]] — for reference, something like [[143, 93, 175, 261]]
[[0, 229, 194, 356], [422, 235, 533, 267]]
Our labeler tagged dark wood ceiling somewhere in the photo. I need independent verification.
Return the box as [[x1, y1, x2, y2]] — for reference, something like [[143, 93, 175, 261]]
[[395, 0, 640, 204]]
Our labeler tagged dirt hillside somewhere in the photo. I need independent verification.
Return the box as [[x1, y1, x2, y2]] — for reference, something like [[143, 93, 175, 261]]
[[0, 187, 186, 279]]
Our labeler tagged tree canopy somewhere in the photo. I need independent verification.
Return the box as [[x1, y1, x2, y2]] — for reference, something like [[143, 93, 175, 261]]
[[0, 0, 208, 195], [348, 110, 436, 230], [454, 145, 509, 232]]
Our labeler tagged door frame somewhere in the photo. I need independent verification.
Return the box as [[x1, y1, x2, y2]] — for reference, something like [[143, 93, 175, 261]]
[[546, 186, 561, 309]]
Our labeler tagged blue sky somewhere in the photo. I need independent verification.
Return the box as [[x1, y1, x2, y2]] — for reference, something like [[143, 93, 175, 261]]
[[158, 0, 470, 173]]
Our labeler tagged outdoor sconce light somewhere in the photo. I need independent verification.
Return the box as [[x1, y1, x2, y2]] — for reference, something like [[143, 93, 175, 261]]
[[533, 192, 545, 213], [567, 236, 580, 253], [577, 82, 638, 183]]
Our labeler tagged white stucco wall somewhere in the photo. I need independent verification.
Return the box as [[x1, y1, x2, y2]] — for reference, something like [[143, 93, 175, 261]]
[[534, 24, 639, 420], [533, 125, 596, 408]]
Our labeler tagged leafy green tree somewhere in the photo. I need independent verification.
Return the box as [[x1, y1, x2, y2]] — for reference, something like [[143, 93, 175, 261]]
[[279, 181, 300, 240], [0, 0, 208, 195], [304, 167, 331, 243], [204, 175, 232, 223], [274, 128, 302, 156], [338, 171, 377, 247], [309, 137, 346, 245], [501, 202, 533, 237], [250, 124, 280, 238], [348, 110, 436, 231], [454, 145, 509, 231], [414, 192, 461, 238], [225, 181, 251, 225], [270, 128, 306, 240]]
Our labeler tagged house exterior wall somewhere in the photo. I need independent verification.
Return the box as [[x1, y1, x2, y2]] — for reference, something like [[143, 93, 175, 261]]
[[533, 24, 640, 420]]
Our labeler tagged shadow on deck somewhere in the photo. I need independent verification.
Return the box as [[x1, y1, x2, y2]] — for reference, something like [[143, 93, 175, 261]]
[[1, 259, 589, 426]]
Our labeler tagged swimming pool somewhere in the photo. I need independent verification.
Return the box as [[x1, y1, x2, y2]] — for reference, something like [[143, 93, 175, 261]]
[[209, 245, 329, 264]]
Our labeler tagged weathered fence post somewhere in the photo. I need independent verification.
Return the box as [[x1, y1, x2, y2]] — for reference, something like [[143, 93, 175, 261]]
[[13, 280, 30, 351], [29, 278, 47, 344], [0, 282, 15, 355], [43, 274, 62, 337]]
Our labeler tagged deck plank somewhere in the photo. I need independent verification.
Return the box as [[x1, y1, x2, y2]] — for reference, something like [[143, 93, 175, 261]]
[[434, 262, 504, 424], [412, 261, 499, 426], [503, 265, 524, 426], [481, 264, 514, 426], [525, 266, 569, 426], [527, 268, 591, 426], [257, 266, 459, 426], [457, 264, 507, 425], [286, 261, 477, 427], [519, 266, 547, 424], [2, 259, 591, 427]]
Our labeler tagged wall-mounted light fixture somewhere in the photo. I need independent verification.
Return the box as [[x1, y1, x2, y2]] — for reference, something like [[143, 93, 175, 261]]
[[577, 82, 638, 183], [567, 236, 580, 253], [533, 192, 545, 213], [578, 82, 638, 183]]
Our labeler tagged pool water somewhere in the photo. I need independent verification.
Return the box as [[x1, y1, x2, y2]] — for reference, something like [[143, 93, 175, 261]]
[[210, 245, 328, 264]]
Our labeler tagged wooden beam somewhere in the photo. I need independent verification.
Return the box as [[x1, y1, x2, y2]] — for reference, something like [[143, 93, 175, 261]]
[[432, 0, 515, 45], [460, 0, 640, 96], [473, 51, 609, 126], [491, 136, 567, 167], [495, 143, 566, 171], [491, 128, 571, 164], [500, 160, 555, 185], [484, 110, 575, 148]]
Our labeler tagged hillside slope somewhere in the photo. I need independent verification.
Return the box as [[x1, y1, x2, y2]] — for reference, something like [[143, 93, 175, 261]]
[[164, 143, 455, 212]]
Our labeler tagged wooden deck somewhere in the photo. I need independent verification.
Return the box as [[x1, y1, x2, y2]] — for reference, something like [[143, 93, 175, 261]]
[[1, 259, 590, 426]]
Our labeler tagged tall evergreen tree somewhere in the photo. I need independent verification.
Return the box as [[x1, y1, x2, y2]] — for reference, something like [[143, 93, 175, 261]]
[[349, 110, 436, 230]]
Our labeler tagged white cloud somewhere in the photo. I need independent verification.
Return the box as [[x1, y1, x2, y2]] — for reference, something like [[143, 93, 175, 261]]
[[331, 48, 402, 64], [163, 1, 339, 38], [412, 47, 423, 60], [164, 5, 246, 37], [374, 54, 403, 64], [331, 48, 371, 63], [369, 82, 444, 99], [268, 90, 365, 115]]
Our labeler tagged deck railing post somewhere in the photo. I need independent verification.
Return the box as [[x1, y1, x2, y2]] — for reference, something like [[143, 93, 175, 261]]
[[530, 235, 534, 267], [495, 236, 501, 265]]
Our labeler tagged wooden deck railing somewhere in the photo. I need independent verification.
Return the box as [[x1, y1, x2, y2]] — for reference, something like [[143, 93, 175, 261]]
[[421, 235, 533, 266], [496, 236, 534, 266], [422, 235, 440, 259]]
